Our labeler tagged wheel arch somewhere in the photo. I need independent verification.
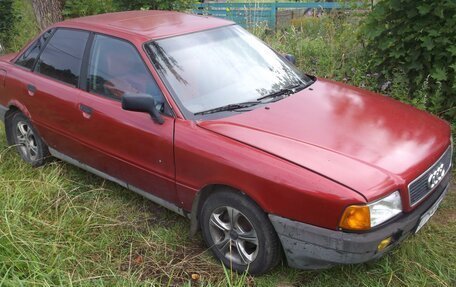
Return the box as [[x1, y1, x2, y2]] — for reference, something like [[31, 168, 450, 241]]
[[189, 183, 265, 236], [6, 100, 31, 119], [4, 104, 21, 145]]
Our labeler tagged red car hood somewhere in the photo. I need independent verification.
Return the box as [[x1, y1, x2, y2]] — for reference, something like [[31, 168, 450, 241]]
[[0, 52, 17, 62], [198, 79, 451, 202]]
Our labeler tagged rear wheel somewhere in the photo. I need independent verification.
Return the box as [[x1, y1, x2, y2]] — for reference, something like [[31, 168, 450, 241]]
[[8, 112, 49, 166], [200, 189, 281, 275]]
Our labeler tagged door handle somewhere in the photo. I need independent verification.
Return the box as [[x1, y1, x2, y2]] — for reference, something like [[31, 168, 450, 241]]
[[79, 104, 93, 118], [27, 84, 36, 96]]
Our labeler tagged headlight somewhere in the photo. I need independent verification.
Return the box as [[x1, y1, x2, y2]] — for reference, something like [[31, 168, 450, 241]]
[[339, 191, 402, 231]]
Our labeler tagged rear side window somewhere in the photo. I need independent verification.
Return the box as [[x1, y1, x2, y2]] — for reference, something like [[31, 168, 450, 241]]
[[15, 29, 53, 70], [35, 29, 89, 86]]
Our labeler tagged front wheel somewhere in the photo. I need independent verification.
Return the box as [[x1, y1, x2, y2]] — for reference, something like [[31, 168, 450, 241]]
[[200, 189, 281, 275], [8, 112, 49, 166]]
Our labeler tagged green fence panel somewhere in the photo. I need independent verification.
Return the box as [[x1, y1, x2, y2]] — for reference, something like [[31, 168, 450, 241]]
[[193, 2, 361, 28]]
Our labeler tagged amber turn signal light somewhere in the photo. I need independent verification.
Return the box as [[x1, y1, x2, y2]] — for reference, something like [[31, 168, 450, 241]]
[[339, 205, 371, 231]]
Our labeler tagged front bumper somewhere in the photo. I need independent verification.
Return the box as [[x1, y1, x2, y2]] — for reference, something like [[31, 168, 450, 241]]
[[269, 172, 451, 270]]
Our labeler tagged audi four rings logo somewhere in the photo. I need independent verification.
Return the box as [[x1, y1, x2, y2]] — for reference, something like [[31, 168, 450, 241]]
[[427, 163, 445, 189]]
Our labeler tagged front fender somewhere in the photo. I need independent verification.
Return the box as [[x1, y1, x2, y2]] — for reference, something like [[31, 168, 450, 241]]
[[175, 119, 366, 230]]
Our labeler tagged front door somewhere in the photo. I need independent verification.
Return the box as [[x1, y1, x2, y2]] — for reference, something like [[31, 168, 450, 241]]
[[74, 34, 176, 204]]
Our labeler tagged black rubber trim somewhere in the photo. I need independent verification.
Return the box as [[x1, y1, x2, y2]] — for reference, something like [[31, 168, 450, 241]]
[[79, 32, 94, 91], [30, 29, 56, 72]]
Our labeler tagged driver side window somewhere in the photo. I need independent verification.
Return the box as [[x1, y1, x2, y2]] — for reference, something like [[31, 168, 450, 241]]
[[87, 34, 165, 111]]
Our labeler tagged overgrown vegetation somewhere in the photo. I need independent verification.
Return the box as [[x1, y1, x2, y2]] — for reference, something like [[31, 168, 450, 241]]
[[63, 0, 194, 18], [0, 0, 39, 53], [0, 1, 455, 286], [0, 0, 16, 51], [0, 126, 455, 286], [63, 0, 117, 18], [114, 0, 194, 11], [362, 0, 456, 121]]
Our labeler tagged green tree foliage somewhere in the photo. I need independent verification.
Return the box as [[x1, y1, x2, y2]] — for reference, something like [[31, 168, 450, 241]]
[[63, 0, 117, 18], [63, 0, 194, 19], [362, 0, 456, 120], [0, 0, 16, 51], [114, 0, 194, 11]]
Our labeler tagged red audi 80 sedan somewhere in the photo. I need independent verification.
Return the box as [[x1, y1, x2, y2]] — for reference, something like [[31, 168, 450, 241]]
[[0, 11, 453, 274]]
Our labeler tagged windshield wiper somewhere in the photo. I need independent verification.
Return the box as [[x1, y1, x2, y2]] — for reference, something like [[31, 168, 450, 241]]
[[194, 101, 261, 115], [194, 80, 315, 116], [257, 81, 313, 102]]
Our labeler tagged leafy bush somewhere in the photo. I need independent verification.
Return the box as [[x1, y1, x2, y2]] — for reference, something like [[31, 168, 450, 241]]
[[0, 0, 16, 52], [362, 0, 456, 121], [63, 0, 116, 18], [11, 0, 39, 51], [63, 0, 195, 18], [114, 0, 194, 11]]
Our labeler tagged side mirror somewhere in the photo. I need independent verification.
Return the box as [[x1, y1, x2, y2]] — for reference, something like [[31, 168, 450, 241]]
[[284, 54, 296, 65], [122, 93, 164, 124]]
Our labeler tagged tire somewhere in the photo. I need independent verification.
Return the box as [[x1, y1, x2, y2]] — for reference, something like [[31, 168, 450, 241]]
[[200, 189, 281, 275], [8, 112, 49, 167]]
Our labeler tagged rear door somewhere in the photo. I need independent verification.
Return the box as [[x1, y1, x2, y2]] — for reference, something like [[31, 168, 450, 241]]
[[31, 29, 91, 158], [1, 29, 54, 116], [74, 34, 177, 204], [10, 28, 90, 158]]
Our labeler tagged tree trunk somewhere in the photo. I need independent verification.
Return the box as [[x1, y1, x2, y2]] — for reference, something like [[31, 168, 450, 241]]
[[31, 0, 64, 31]]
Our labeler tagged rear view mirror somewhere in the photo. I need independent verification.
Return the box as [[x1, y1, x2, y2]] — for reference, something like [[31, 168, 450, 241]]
[[284, 54, 296, 65], [122, 93, 164, 124]]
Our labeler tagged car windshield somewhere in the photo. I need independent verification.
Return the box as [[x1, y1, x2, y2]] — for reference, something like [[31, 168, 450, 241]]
[[146, 25, 312, 117]]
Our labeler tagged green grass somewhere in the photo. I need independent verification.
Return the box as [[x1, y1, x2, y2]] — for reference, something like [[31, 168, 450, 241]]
[[1, 6, 455, 287], [0, 123, 227, 286], [0, 124, 455, 286]]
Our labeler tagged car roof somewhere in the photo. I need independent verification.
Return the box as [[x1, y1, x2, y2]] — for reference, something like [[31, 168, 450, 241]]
[[59, 10, 234, 41]]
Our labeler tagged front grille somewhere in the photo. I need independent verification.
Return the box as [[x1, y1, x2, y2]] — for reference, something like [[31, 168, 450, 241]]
[[408, 145, 452, 206]]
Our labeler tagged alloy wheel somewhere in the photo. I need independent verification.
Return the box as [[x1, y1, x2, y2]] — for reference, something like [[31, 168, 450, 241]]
[[208, 206, 259, 265], [16, 121, 38, 161]]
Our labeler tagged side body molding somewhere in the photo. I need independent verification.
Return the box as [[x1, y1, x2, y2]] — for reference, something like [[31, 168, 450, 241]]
[[49, 147, 188, 218]]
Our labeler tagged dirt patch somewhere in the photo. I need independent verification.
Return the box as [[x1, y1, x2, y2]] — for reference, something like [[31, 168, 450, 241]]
[[115, 199, 181, 235], [141, 201, 180, 228], [119, 238, 229, 286]]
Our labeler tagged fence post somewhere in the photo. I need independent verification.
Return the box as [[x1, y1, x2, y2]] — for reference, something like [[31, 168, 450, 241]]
[[271, 1, 277, 29]]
